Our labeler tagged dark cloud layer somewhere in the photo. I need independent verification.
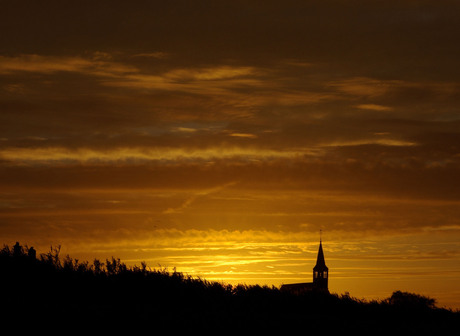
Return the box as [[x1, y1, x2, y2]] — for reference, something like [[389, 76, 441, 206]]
[[3, 1, 460, 72], [2, 1, 460, 207]]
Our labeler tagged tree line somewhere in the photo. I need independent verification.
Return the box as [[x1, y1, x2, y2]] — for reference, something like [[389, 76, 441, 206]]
[[1, 242, 458, 333]]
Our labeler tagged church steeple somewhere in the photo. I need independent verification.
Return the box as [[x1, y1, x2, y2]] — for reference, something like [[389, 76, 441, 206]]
[[313, 236, 329, 291], [280, 234, 330, 294]]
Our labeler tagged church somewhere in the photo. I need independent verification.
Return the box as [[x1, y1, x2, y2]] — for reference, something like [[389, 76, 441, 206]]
[[280, 239, 329, 294]]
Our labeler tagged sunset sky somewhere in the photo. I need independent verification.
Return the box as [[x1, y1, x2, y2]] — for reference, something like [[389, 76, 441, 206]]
[[1, 1, 460, 308]]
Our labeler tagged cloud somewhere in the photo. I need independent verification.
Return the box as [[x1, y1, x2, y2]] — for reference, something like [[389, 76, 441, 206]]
[[330, 77, 460, 111], [329, 77, 403, 98], [322, 138, 417, 148], [165, 66, 256, 81], [171, 127, 198, 133], [0, 54, 136, 76], [132, 52, 169, 59], [228, 133, 258, 139], [163, 182, 237, 214], [0, 146, 314, 165], [355, 104, 393, 111]]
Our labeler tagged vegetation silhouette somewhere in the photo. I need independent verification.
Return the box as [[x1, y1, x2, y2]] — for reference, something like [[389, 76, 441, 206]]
[[1, 243, 458, 333]]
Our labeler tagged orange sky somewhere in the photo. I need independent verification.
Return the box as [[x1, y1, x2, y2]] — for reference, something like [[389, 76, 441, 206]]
[[1, 1, 460, 309]]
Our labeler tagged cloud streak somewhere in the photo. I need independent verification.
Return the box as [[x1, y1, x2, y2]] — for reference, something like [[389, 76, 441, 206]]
[[0, 54, 137, 76], [164, 182, 237, 214], [0, 146, 316, 165]]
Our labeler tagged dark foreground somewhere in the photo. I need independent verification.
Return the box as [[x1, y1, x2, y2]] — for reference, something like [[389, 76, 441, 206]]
[[1, 244, 458, 333]]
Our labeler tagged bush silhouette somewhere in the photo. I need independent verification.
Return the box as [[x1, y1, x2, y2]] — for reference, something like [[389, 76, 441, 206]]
[[388, 290, 437, 310]]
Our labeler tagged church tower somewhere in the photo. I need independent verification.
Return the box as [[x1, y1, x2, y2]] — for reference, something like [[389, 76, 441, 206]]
[[313, 239, 329, 291], [280, 235, 330, 294]]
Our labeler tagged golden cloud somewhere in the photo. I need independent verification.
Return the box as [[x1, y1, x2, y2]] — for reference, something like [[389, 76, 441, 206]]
[[0, 146, 317, 164], [322, 138, 417, 147], [0, 54, 136, 76], [355, 104, 393, 111]]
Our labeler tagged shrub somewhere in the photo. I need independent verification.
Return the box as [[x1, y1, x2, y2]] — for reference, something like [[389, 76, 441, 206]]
[[388, 290, 437, 310]]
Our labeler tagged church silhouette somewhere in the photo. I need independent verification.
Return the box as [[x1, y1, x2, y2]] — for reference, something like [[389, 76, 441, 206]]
[[280, 239, 329, 294]]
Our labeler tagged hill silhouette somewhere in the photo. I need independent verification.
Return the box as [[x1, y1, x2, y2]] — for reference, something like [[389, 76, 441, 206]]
[[1, 243, 458, 333]]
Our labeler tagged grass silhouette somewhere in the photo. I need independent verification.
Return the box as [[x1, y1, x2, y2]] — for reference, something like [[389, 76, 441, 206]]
[[1, 243, 458, 333]]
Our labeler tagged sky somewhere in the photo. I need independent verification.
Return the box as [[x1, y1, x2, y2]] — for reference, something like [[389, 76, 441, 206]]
[[1, 0, 460, 309]]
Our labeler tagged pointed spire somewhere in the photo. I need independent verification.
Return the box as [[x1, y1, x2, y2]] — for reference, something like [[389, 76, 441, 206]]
[[314, 240, 327, 268], [314, 230, 327, 270]]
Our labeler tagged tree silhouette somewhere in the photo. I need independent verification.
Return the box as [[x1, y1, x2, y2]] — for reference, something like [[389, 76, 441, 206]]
[[388, 290, 437, 309]]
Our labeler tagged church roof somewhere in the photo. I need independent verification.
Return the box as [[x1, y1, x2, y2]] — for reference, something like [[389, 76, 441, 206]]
[[313, 241, 328, 270]]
